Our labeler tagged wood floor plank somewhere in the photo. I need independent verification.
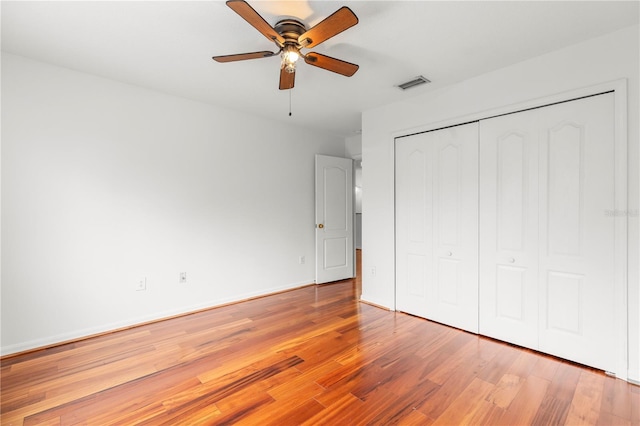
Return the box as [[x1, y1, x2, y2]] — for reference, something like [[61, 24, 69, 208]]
[[599, 372, 636, 422], [530, 360, 584, 425], [498, 374, 550, 425], [596, 411, 631, 426], [485, 373, 524, 409], [431, 377, 495, 425], [565, 370, 605, 425], [314, 362, 385, 408], [1, 261, 636, 425], [237, 394, 325, 425], [412, 326, 461, 360], [530, 352, 561, 382], [377, 354, 441, 398], [4, 360, 158, 423], [476, 342, 522, 385], [426, 338, 482, 385], [300, 392, 364, 425], [631, 386, 640, 424], [416, 339, 495, 420], [358, 382, 440, 425], [267, 360, 340, 401], [339, 388, 411, 424]]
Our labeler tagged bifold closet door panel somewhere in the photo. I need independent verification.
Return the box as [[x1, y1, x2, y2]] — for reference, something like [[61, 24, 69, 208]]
[[537, 93, 616, 372], [430, 124, 479, 333], [396, 123, 479, 333], [479, 109, 539, 349], [396, 132, 432, 319]]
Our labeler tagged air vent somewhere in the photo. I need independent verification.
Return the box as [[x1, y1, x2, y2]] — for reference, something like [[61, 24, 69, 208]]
[[397, 75, 431, 90]]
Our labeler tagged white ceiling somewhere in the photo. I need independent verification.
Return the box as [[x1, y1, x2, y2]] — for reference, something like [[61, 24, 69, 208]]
[[2, 1, 638, 137]]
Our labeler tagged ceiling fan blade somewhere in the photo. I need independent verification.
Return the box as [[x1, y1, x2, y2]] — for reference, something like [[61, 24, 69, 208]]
[[226, 0, 285, 46], [304, 52, 359, 77], [298, 7, 358, 48], [213, 51, 278, 63], [279, 68, 295, 90]]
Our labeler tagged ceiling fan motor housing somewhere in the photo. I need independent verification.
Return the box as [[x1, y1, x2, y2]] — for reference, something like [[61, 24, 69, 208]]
[[274, 19, 307, 46]]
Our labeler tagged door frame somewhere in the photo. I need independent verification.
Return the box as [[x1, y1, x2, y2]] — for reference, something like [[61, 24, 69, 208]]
[[392, 79, 628, 380]]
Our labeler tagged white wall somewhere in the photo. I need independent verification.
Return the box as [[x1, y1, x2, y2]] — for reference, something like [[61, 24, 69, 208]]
[[345, 134, 363, 248], [345, 134, 362, 161], [1, 53, 345, 355], [361, 26, 639, 381]]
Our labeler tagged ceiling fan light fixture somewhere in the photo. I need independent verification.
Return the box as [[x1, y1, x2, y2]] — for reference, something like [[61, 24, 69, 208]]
[[281, 45, 300, 73]]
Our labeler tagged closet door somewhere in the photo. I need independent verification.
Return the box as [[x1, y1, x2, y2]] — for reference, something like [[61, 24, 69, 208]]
[[537, 93, 616, 372], [479, 110, 539, 349], [396, 132, 432, 318], [396, 123, 479, 333]]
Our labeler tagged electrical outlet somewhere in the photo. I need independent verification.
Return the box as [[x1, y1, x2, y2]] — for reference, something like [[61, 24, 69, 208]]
[[299, 256, 305, 264], [136, 277, 146, 291], [179, 272, 187, 283], [371, 267, 376, 276]]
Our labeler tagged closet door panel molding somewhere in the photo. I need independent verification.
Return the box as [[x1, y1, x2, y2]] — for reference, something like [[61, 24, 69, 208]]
[[479, 109, 539, 349]]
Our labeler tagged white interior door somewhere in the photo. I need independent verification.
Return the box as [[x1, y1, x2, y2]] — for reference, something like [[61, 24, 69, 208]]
[[315, 155, 354, 284], [537, 93, 616, 372], [396, 123, 479, 333], [479, 109, 539, 349], [395, 132, 433, 318]]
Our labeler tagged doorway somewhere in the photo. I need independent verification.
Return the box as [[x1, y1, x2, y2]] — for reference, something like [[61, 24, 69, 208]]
[[355, 159, 362, 297]]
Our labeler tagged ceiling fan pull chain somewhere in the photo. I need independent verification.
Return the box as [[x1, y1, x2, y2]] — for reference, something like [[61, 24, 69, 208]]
[[289, 89, 292, 117]]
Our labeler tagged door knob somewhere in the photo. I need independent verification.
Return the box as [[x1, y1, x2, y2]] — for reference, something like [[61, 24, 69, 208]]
[[508, 257, 515, 263], [447, 251, 452, 256], [318, 224, 324, 229]]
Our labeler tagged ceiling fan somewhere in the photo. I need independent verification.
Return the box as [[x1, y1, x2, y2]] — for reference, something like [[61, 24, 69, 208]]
[[212, 0, 359, 90]]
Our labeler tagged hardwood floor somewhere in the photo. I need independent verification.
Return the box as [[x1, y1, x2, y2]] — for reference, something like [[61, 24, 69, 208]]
[[2, 257, 638, 425]]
